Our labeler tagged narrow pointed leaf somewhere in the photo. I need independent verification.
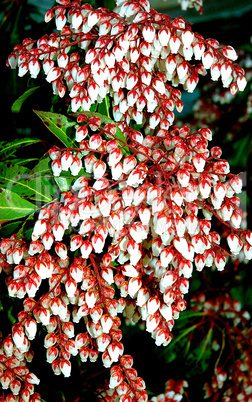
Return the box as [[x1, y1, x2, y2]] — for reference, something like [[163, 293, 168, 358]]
[[0, 189, 38, 220], [98, 95, 111, 118], [0, 163, 52, 203], [54, 177, 73, 192], [0, 220, 22, 237], [11, 86, 40, 113], [0, 138, 41, 157], [33, 110, 76, 148]]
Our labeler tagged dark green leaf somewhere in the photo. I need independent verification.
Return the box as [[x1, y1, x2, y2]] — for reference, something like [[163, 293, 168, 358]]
[[185, 328, 213, 376], [0, 220, 22, 237], [11, 158, 39, 165], [0, 138, 41, 158], [11, 86, 40, 113], [98, 95, 110, 118], [33, 110, 77, 148], [229, 134, 252, 168], [7, 306, 16, 324], [0, 163, 52, 203], [90, 103, 98, 112], [54, 177, 73, 192], [103, 0, 116, 10], [0, 189, 38, 220]]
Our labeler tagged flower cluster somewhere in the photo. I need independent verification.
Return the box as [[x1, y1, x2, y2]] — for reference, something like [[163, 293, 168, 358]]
[[7, 0, 246, 134], [186, 50, 252, 134], [0, 112, 251, 400], [177, 0, 203, 14], [151, 379, 188, 402], [190, 292, 252, 401], [2, 0, 251, 400], [0, 331, 41, 402]]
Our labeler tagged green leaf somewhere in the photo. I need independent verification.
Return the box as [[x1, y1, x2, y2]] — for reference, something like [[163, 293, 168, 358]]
[[161, 335, 188, 364], [11, 87, 40, 113], [72, 111, 130, 156], [196, 327, 213, 362], [11, 158, 39, 166], [0, 163, 52, 203], [54, 177, 73, 192], [229, 134, 252, 168], [103, 0, 116, 10], [0, 138, 41, 158], [0, 189, 38, 220], [162, 323, 199, 354], [90, 103, 98, 112], [8, 306, 16, 324], [31, 156, 51, 176], [33, 110, 77, 148], [98, 95, 111, 118], [185, 328, 213, 376], [0, 220, 22, 237]]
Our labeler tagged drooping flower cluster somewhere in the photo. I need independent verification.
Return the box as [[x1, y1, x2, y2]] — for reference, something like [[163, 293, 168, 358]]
[[2, 0, 251, 400], [185, 50, 252, 134], [1, 112, 252, 400], [7, 0, 246, 134], [0, 331, 41, 402]]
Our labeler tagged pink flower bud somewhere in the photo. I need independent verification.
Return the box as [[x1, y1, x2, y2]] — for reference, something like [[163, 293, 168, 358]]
[[142, 25, 155, 43], [237, 75, 247, 91], [46, 67, 61, 82], [107, 341, 124, 362], [24, 319, 37, 340], [169, 35, 181, 53], [192, 154, 206, 172], [146, 313, 160, 333], [71, 11, 83, 29], [46, 346, 58, 363], [147, 296, 160, 315], [93, 161, 106, 179], [55, 243, 68, 259], [70, 157, 82, 176], [8, 53, 18, 69], [51, 159, 62, 176], [65, 278, 77, 298], [182, 30, 194, 47], [41, 232, 54, 250], [61, 151, 74, 171], [43, 59, 54, 75], [214, 254, 227, 271], [55, 13, 67, 30], [96, 333, 111, 353], [221, 62, 232, 81], [158, 27, 171, 46], [87, 10, 100, 28], [12, 247, 24, 264], [210, 63, 221, 81], [60, 360, 71, 377], [18, 62, 28, 77], [202, 50, 214, 69], [100, 314, 114, 334], [126, 72, 138, 90], [230, 176, 242, 194], [29, 59, 40, 79], [28, 240, 44, 256], [160, 303, 172, 321]]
